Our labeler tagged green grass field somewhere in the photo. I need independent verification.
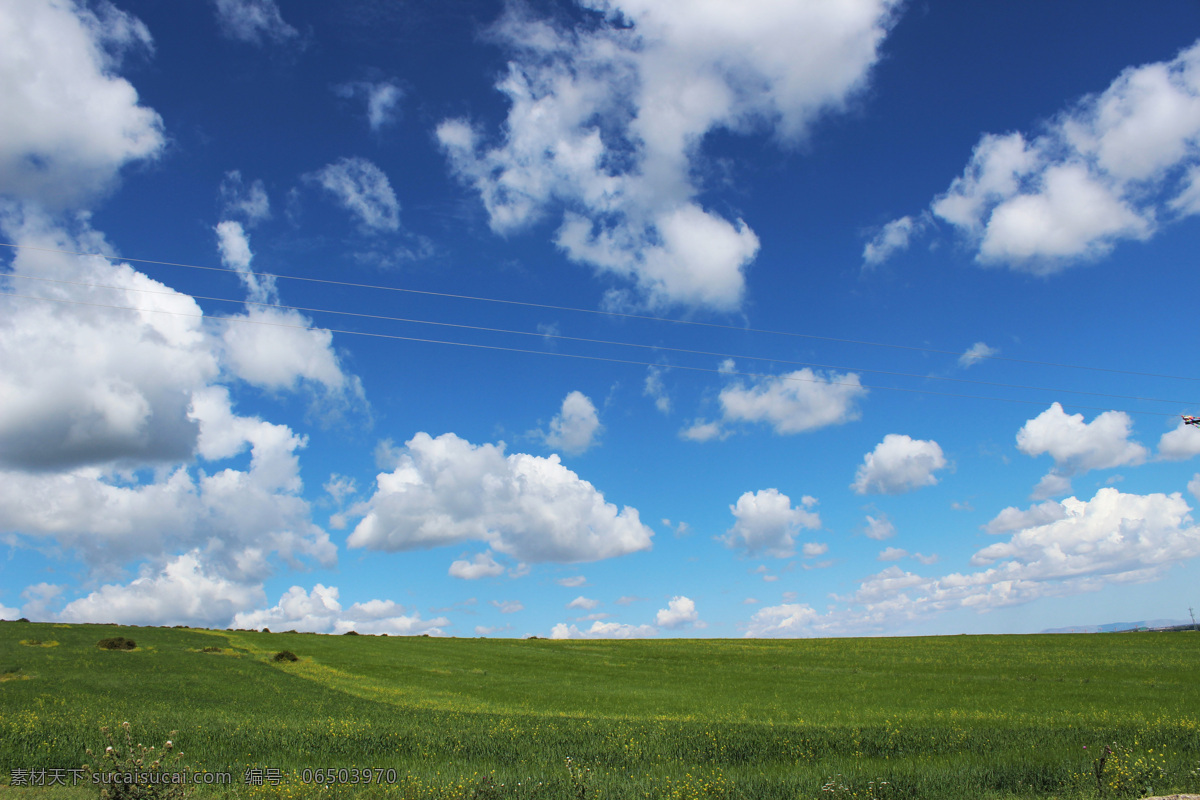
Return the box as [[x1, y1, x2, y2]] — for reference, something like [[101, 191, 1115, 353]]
[[1, 621, 1198, 799]]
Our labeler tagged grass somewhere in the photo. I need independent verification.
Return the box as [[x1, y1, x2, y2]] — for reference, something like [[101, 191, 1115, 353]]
[[1, 621, 1197, 798]]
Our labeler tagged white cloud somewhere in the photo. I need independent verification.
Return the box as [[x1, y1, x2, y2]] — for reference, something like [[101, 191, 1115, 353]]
[[220, 306, 362, 399], [1158, 419, 1200, 461], [0, 603, 18, 621], [212, 0, 298, 45], [1017, 404, 1147, 497], [324, 474, 357, 506], [743, 603, 820, 637], [215, 220, 275, 303], [233, 584, 449, 635], [985, 500, 1068, 534], [219, 171, 271, 227], [851, 434, 947, 495], [490, 600, 524, 614], [550, 620, 657, 639], [448, 551, 505, 580], [567, 595, 599, 610], [679, 419, 726, 442], [0, 211, 217, 471], [862, 215, 920, 266], [1029, 473, 1072, 501], [655, 595, 700, 629], [336, 80, 404, 132], [0, 385, 336, 581], [348, 432, 653, 562], [878, 546, 907, 561], [0, 208, 342, 590], [885, 40, 1200, 272], [544, 391, 603, 455], [439, 0, 900, 309], [718, 369, 866, 435], [723, 488, 820, 558], [958, 341, 998, 368], [57, 552, 265, 627], [309, 157, 400, 233], [555, 575, 587, 587], [802, 541, 828, 557], [0, 0, 163, 207], [970, 489, 1200, 575], [211, 222, 363, 400], [644, 367, 670, 414], [746, 487, 1200, 637], [862, 514, 895, 540]]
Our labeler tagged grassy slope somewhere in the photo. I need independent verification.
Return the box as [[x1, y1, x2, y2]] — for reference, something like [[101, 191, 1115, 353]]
[[1, 621, 1198, 799]]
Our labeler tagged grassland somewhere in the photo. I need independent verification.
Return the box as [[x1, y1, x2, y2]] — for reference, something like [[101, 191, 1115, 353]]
[[1, 621, 1198, 799]]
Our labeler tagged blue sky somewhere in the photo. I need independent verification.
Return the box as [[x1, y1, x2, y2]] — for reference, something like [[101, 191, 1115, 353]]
[[3, 0, 1200, 638]]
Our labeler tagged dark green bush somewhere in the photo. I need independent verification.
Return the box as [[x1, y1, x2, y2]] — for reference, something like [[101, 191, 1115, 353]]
[[97, 637, 136, 650], [272, 651, 298, 662]]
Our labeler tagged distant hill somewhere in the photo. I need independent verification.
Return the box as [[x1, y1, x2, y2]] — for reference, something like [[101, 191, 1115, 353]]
[[1041, 618, 1192, 633]]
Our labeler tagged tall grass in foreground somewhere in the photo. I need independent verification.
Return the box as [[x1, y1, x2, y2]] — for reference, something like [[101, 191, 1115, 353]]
[[1, 622, 1197, 798]]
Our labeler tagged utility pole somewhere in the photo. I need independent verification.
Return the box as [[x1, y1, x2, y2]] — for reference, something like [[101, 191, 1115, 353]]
[[1191, 606, 1197, 632]]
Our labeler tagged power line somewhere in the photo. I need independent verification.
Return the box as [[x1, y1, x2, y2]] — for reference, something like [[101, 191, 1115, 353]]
[[0, 288, 1185, 418], [7, 270, 1198, 409], [3, 241, 1196, 383]]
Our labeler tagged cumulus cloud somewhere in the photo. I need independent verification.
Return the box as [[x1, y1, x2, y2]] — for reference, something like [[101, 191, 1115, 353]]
[[655, 595, 701, 629], [745, 487, 1200, 637], [0, 211, 216, 471], [57, 551, 264, 627], [0, 382, 337, 582], [490, 600, 524, 614], [212, 0, 298, 45], [309, 157, 400, 233], [878, 546, 907, 561], [550, 620, 657, 639], [723, 488, 820, 558], [743, 603, 820, 637], [851, 434, 948, 495], [679, 419, 726, 442], [644, 367, 671, 414], [0, 0, 164, 207], [567, 595, 599, 610], [1158, 419, 1200, 461], [215, 220, 275, 303], [219, 171, 271, 226], [958, 341, 998, 368], [336, 80, 404, 132], [875, 40, 1200, 271], [862, 215, 922, 266], [1017, 404, 1147, 498], [544, 391, 603, 455], [348, 432, 653, 562], [439, 0, 900, 309], [555, 575, 587, 587], [985, 499, 1069, 534], [449, 551, 506, 580], [212, 222, 363, 401], [863, 513, 896, 540], [233, 584, 449, 635], [717, 369, 866, 435]]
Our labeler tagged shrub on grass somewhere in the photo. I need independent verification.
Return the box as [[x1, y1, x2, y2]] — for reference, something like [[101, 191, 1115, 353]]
[[97, 637, 136, 651], [343, 630, 359, 636], [272, 650, 298, 662], [83, 722, 191, 799]]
